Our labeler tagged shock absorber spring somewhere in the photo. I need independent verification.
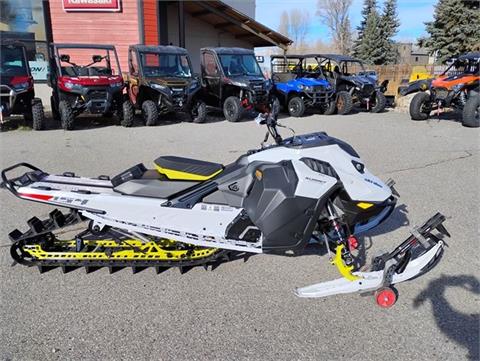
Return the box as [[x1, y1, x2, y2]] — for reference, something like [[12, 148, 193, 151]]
[[326, 201, 354, 265]]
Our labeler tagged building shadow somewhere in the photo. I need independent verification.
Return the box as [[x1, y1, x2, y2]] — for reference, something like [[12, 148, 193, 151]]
[[413, 275, 479, 361]]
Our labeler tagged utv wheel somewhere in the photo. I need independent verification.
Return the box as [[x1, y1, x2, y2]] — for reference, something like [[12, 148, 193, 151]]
[[121, 99, 135, 127], [191, 100, 207, 123], [31, 100, 46, 130], [223, 96, 243, 122], [59, 100, 75, 130], [336, 91, 353, 115], [462, 95, 480, 128], [51, 96, 60, 121], [324, 99, 337, 115], [288, 96, 305, 117], [370, 91, 387, 113], [410, 92, 431, 121], [142, 100, 158, 126]]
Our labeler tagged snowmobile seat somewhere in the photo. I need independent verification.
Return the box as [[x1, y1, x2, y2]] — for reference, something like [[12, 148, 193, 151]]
[[154, 156, 223, 181]]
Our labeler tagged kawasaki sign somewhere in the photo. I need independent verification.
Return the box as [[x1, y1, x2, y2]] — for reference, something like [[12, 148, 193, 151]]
[[63, 0, 121, 12]]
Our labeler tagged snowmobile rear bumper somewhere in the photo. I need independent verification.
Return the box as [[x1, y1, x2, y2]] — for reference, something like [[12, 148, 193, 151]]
[[295, 212, 449, 304]]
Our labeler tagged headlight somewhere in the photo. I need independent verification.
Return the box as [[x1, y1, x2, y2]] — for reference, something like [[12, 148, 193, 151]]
[[12, 82, 30, 91], [189, 80, 199, 91], [298, 84, 305, 90], [110, 82, 123, 88], [304, 86, 313, 92], [453, 83, 465, 92], [151, 83, 170, 92], [231, 81, 248, 87], [64, 81, 83, 91]]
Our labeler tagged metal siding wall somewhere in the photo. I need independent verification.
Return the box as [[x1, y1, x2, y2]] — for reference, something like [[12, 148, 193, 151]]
[[143, 0, 159, 45], [49, 0, 140, 71]]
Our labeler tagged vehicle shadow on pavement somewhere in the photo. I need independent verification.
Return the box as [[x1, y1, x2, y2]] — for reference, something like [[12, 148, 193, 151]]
[[413, 275, 480, 361]]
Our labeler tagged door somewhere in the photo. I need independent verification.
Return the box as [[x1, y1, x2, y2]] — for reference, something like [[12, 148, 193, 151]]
[[201, 51, 221, 106]]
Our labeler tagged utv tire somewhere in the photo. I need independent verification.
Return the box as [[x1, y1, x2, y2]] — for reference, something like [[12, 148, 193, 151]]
[[31, 100, 45, 130], [223, 96, 243, 122], [142, 100, 158, 126], [51, 96, 60, 121], [410, 92, 431, 120], [59, 100, 75, 130], [121, 100, 135, 127], [370, 91, 387, 113], [462, 95, 480, 128], [191, 100, 207, 123], [324, 99, 337, 115], [336, 91, 353, 115], [288, 96, 305, 117]]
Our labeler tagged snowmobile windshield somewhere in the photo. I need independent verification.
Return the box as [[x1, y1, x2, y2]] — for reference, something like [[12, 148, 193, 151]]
[[219, 54, 263, 77], [139, 52, 192, 78], [58, 48, 120, 77], [1, 45, 28, 76]]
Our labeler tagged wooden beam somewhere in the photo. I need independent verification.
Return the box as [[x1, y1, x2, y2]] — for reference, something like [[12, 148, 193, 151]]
[[196, 2, 287, 50], [191, 9, 211, 17], [215, 22, 232, 29], [235, 33, 256, 39]]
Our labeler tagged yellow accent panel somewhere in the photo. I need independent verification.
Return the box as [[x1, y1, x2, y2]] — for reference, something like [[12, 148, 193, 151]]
[[357, 202, 374, 210], [330, 244, 360, 281], [24, 239, 217, 261], [155, 164, 222, 181]]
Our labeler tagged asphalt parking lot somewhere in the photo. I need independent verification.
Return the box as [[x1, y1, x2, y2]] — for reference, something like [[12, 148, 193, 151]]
[[0, 110, 478, 361]]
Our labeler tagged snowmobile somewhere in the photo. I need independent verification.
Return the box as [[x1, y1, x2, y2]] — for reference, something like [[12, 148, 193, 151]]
[[1, 108, 448, 307]]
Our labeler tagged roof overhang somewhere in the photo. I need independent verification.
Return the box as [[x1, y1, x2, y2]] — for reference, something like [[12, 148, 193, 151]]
[[179, 1, 292, 50]]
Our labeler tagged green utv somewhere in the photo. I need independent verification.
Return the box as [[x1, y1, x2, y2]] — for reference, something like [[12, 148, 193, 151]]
[[122, 45, 206, 126]]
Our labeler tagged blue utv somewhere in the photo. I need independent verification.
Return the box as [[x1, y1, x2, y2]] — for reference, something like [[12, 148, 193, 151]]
[[270, 54, 335, 117]]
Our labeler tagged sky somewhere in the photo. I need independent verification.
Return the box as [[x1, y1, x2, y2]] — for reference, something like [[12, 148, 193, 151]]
[[255, 0, 437, 43]]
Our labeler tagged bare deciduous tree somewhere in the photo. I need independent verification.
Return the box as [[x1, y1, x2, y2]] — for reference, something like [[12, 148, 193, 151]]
[[277, 8, 311, 52], [316, 0, 353, 54]]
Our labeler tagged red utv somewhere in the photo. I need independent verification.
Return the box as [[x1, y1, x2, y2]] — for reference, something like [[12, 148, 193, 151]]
[[48, 43, 124, 130], [1, 40, 45, 131]]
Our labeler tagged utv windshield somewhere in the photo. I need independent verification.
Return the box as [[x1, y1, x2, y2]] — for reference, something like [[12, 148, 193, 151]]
[[1, 45, 28, 76], [58, 47, 120, 77], [139, 52, 192, 78], [219, 54, 263, 77]]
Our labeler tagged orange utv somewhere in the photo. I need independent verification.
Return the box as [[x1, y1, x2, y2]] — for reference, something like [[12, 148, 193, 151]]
[[409, 52, 479, 127]]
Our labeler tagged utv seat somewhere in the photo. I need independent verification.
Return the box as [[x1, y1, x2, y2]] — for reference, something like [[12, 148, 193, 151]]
[[154, 156, 223, 181]]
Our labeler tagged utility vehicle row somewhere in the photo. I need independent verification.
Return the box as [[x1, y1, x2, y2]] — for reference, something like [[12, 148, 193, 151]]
[[1, 40, 389, 131]]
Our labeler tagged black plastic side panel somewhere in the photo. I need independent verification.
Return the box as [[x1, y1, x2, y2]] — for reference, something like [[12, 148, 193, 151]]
[[243, 161, 317, 253]]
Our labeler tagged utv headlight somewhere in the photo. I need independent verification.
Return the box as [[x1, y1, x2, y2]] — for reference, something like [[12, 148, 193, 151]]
[[12, 82, 31, 91], [231, 80, 249, 88], [304, 86, 313, 92], [189, 80, 200, 91], [452, 83, 465, 92], [151, 83, 169, 91], [64, 81, 84, 91], [110, 82, 123, 88]]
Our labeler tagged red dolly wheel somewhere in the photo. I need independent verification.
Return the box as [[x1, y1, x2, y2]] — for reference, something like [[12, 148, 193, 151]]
[[374, 287, 397, 308]]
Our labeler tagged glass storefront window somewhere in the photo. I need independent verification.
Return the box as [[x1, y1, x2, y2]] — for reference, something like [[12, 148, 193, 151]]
[[0, 0, 49, 81]]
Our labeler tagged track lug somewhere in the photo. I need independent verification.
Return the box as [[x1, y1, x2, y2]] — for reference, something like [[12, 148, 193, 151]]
[[28, 217, 44, 234], [61, 265, 78, 274], [108, 266, 124, 274], [179, 265, 194, 274], [37, 265, 56, 274], [155, 266, 169, 274], [8, 229, 23, 242], [85, 266, 101, 274], [49, 209, 65, 228], [132, 266, 147, 274]]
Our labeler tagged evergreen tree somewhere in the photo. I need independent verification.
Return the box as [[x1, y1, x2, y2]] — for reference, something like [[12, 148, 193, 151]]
[[355, 8, 384, 64], [419, 0, 480, 63], [378, 0, 400, 64], [353, 0, 377, 57]]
